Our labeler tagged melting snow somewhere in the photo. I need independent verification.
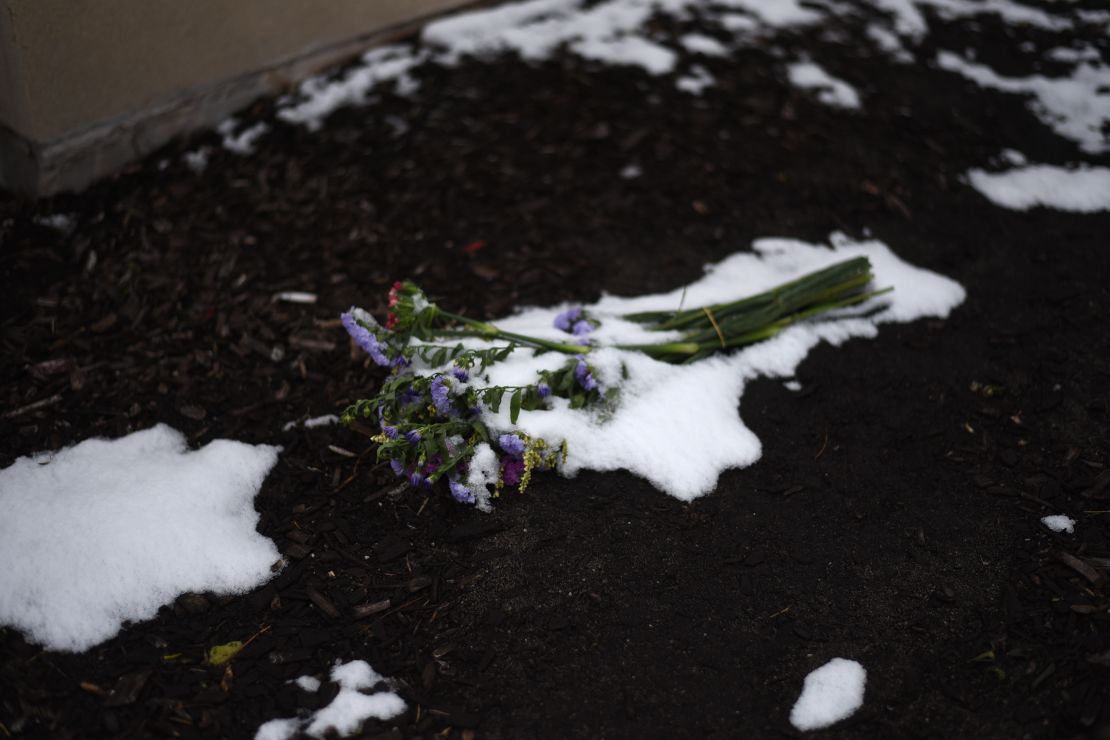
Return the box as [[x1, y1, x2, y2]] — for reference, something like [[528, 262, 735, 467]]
[[679, 32, 728, 57], [871, 0, 1071, 40], [0, 425, 281, 651], [790, 658, 867, 731], [866, 24, 913, 63], [787, 61, 862, 109], [183, 147, 210, 173], [277, 45, 425, 130], [676, 64, 716, 95], [255, 660, 405, 739], [967, 163, 1110, 212], [1041, 514, 1076, 534], [283, 414, 341, 432], [620, 163, 643, 179], [936, 50, 1110, 153], [437, 235, 964, 505], [219, 119, 271, 155], [35, 213, 74, 233]]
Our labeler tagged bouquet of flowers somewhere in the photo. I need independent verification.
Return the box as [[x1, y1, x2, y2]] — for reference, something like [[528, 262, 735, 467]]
[[341, 257, 889, 509]]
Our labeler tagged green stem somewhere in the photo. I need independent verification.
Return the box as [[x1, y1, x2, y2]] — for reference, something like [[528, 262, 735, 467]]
[[438, 311, 588, 355]]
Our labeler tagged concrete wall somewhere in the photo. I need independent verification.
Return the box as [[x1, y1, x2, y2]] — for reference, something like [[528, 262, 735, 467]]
[[0, 0, 475, 196]]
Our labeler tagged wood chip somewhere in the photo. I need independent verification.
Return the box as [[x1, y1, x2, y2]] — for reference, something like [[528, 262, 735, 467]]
[[1058, 552, 1103, 584], [180, 404, 207, 420], [305, 585, 340, 619], [352, 599, 391, 619], [91, 313, 117, 333], [3, 394, 63, 419], [104, 671, 151, 707]]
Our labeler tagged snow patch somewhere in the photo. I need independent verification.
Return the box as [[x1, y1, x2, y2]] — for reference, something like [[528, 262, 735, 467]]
[[676, 64, 715, 94], [1041, 514, 1076, 533], [870, 0, 1070, 40], [283, 415, 341, 432], [35, 213, 74, 233], [790, 658, 867, 731], [255, 660, 405, 740], [294, 675, 322, 692], [620, 163, 643, 179], [967, 164, 1110, 212], [0, 425, 281, 652], [183, 148, 210, 173], [937, 50, 1110, 153], [788, 61, 862, 109], [679, 32, 728, 57], [277, 45, 425, 131], [444, 235, 964, 502], [866, 24, 913, 62], [423, 0, 677, 75], [1046, 45, 1102, 64], [714, 0, 822, 28], [219, 119, 270, 154]]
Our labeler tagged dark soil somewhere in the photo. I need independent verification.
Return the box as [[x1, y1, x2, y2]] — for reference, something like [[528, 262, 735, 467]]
[[3, 3, 1110, 738]]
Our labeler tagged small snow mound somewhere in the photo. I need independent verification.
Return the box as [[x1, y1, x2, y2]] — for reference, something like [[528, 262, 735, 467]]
[[680, 32, 728, 57], [0, 425, 281, 652], [256, 660, 405, 740], [294, 675, 322, 692], [787, 61, 861, 109], [790, 658, 867, 731], [967, 164, 1110, 212], [676, 64, 715, 95], [1041, 514, 1076, 534], [219, 119, 270, 154]]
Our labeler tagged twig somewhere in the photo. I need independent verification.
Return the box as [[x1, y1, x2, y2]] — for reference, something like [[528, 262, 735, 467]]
[[4, 394, 62, 419], [815, 426, 829, 460]]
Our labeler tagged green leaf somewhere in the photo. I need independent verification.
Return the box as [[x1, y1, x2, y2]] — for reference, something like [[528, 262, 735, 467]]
[[510, 389, 522, 424], [487, 388, 504, 413], [431, 432, 447, 457], [557, 369, 574, 394]]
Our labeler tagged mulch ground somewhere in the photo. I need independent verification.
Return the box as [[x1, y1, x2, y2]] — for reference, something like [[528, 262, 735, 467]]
[[2, 4, 1110, 738]]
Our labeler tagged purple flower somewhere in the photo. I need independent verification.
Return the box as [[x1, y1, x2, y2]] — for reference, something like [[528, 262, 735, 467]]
[[389, 459, 404, 476], [341, 308, 391, 367], [409, 471, 427, 488], [451, 366, 469, 382], [575, 357, 598, 392], [431, 376, 453, 416], [405, 430, 421, 445], [449, 479, 475, 504], [381, 424, 398, 439], [391, 354, 411, 369], [399, 389, 422, 406], [502, 458, 524, 486], [554, 307, 582, 332], [572, 320, 594, 336], [498, 433, 525, 457], [537, 382, 550, 399]]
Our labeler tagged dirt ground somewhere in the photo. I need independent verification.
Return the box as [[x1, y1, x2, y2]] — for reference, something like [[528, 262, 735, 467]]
[[2, 2, 1109, 738]]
